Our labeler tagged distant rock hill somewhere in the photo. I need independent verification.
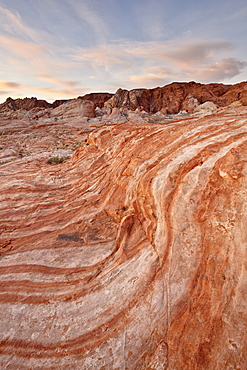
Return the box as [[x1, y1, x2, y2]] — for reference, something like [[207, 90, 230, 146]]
[[0, 93, 113, 113], [0, 81, 246, 116], [0, 96, 52, 112], [52, 92, 113, 109]]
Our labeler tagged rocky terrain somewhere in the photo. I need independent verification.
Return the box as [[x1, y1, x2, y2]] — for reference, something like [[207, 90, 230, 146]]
[[103, 81, 247, 114], [0, 82, 247, 369], [1, 81, 247, 118]]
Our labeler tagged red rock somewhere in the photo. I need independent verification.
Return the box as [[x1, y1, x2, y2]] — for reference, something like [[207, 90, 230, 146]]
[[52, 93, 113, 109], [52, 99, 69, 108], [0, 105, 247, 368], [0, 94, 112, 116], [1, 83, 246, 118], [78, 92, 114, 108], [0, 97, 52, 112], [104, 81, 247, 114]]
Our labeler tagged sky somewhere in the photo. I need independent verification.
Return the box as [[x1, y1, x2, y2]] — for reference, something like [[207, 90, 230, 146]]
[[0, 0, 246, 103]]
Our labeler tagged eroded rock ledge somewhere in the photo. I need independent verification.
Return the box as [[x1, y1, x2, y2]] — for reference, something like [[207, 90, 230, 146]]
[[0, 106, 247, 369]]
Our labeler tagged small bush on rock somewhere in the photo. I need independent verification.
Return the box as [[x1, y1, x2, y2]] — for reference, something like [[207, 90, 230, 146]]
[[47, 156, 69, 165]]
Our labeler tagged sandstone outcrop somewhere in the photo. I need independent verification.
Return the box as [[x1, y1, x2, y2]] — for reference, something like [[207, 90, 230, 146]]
[[193, 101, 218, 115], [50, 99, 95, 119], [4, 99, 96, 123], [0, 104, 247, 369], [0, 94, 112, 118], [1, 82, 246, 119], [104, 81, 247, 114], [0, 97, 52, 113], [78, 92, 114, 108]]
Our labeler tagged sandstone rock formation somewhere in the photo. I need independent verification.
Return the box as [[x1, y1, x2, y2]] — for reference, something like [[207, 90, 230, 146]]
[[0, 94, 112, 118], [78, 92, 114, 108], [104, 81, 247, 114], [1, 82, 246, 119], [193, 101, 218, 115], [0, 104, 247, 369], [0, 97, 52, 113], [50, 99, 95, 120], [2, 99, 96, 123]]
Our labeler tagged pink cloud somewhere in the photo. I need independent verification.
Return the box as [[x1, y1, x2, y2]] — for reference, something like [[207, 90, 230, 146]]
[[192, 58, 247, 82], [72, 39, 244, 84]]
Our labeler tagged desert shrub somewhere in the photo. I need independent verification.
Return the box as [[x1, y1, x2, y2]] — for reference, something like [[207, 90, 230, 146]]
[[71, 141, 82, 151], [47, 156, 69, 165]]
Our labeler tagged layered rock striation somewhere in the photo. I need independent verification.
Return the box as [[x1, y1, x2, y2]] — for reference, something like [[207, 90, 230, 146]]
[[0, 105, 247, 368]]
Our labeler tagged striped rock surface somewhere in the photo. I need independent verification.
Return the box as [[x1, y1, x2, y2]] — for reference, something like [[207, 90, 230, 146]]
[[0, 107, 247, 369]]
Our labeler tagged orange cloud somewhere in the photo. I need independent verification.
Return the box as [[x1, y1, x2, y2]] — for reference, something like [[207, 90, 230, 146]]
[[39, 76, 79, 88], [0, 81, 21, 90]]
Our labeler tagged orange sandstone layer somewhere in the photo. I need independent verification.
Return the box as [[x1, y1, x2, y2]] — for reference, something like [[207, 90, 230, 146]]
[[0, 107, 247, 369]]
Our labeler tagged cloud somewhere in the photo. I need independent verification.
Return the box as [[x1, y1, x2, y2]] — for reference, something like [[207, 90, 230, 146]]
[[72, 44, 133, 72], [0, 34, 54, 82], [0, 81, 22, 98], [0, 76, 88, 102], [39, 75, 80, 88], [0, 81, 22, 89], [34, 86, 88, 100], [0, 1, 245, 102], [37, 75, 88, 98], [129, 74, 170, 87], [226, 5, 247, 22], [0, 35, 45, 59], [192, 58, 247, 82], [163, 40, 233, 66], [0, 5, 94, 100], [0, 5, 66, 76], [72, 39, 234, 68], [0, 5, 33, 39], [72, 38, 246, 87], [69, 0, 108, 43], [129, 67, 177, 87], [0, 4, 50, 46]]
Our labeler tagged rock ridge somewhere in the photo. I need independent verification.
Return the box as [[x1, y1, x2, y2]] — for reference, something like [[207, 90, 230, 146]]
[[1, 82, 246, 117], [104, 81, 247, 114]]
